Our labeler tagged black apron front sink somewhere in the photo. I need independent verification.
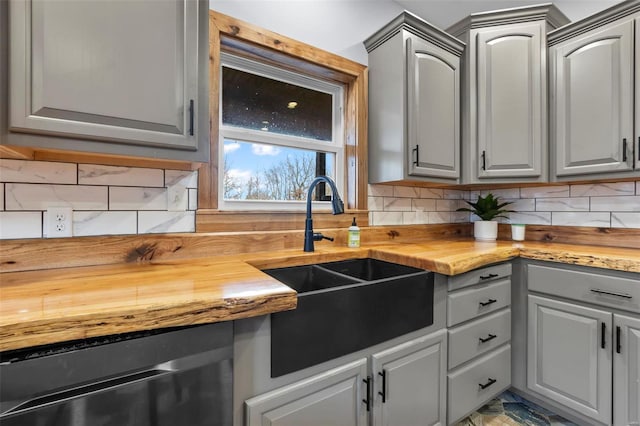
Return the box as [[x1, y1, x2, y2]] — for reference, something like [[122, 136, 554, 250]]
[[263, 259, 434, 377]]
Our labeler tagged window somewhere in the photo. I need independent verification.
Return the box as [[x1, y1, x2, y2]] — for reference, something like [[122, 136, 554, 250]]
[[197, 11, 367, 232], [219, 53, 344, 210]]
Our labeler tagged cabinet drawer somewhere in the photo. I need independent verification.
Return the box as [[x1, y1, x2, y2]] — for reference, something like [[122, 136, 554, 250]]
[[528, 264, 640, 314], [447, 279, 511, 326], [449, 263, 512, 291], [448, 308, 511, 369], [448, 344, 511, 424]]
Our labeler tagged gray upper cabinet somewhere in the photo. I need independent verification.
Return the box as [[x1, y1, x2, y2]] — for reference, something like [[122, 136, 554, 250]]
[[476, 23, 543, 179], [448, 5, 569, 184], [548, 2, 640, 180], [407, 37, 461, 181], [6, 0, 209, 162], [365, 12, 464, 184]]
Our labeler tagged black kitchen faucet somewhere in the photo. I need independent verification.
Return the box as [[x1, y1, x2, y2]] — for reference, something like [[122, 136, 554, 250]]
[[303, 176, 344, 252]]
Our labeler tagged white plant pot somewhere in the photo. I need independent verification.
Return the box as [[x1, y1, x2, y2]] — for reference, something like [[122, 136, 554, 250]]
[[474, 220, 498, 241]]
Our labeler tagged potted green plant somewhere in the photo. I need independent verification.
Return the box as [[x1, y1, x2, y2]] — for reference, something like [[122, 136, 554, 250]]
[[457, 193, 514, 241]]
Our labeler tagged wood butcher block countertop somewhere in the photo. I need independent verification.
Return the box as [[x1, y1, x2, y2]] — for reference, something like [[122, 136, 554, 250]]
[[1, 238, 639, 352]]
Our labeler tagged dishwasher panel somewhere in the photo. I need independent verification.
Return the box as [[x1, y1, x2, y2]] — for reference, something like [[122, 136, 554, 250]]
[[0, 322, 233, 426]]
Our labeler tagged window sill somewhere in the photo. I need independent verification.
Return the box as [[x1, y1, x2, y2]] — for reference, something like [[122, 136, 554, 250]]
[[196, 209, 369, 232]]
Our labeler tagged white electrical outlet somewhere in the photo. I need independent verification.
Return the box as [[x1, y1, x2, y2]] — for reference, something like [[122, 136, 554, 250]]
[[46, 207, 73, 238]]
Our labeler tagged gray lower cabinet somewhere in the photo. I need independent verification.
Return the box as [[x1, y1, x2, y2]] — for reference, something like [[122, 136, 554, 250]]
[[613, 314, 640, 426], [365, 12, 464, 184], [245, 330, 447, 426], [5, 0, 209, 162], [526, 261, 640, 426], [548, 2, 640, 180], [446, 263, 513, 425], [448, 344, 511, 424], [245, 358, 368, 426], [371, 330, 447, 426], [527, 295, 612, 424], [447, 5, 569, 184]]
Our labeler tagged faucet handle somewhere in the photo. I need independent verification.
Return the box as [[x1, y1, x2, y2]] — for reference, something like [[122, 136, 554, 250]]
[[313, 233, 334, 242]]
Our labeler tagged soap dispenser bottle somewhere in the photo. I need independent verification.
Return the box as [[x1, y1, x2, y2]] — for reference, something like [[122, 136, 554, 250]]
[[347, 217, 360, 248]]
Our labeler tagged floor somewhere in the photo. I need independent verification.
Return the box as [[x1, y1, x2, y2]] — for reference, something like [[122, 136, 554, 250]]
[[456, 391, 579, 426]]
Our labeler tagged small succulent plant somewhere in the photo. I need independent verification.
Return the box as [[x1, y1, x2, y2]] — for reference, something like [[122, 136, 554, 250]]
[[457, 193, 514, 221]]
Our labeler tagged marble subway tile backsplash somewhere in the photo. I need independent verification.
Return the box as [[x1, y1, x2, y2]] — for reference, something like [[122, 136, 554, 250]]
[[0, 159, 77, 184], [109, 187, 168, 210], [138, 211, 196, 234], [369, 185, 470, 226], [78, 164, 164, 187], [611, 212, 640, 228], [368, 181, 640, 229], [551, 212, 611, 227], [0, 159, 198, 239], [0, 157, 638, 239], [0, 211, 43, 239], [6, 183, 108, 210], [535, 197, 589, 212], [72, 211, 138, 237]]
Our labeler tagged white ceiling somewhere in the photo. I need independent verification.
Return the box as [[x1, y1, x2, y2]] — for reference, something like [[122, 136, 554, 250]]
[[393, 0, 621, 28], [209, 0, 624, 64]]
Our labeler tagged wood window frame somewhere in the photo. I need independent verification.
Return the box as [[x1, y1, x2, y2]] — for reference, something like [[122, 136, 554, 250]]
[[196, 10, 368, 232]]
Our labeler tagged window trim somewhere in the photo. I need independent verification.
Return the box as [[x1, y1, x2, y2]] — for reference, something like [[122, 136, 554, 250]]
[[197, 10, 368, 230]]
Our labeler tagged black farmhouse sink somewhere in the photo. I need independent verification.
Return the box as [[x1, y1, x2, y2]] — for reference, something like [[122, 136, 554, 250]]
[[263, 258, 434, 377], [263, 264, 359, 293]]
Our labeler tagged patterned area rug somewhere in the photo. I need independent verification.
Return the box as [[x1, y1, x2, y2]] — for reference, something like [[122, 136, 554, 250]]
[[455, 391, 579, 426]]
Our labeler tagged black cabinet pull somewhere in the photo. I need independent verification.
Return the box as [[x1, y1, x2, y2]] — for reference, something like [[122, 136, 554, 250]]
[[378, 370, 387, 403], [189, 99, 195, 136], [413, 145, 419, 166], [479, 298, 497, 307], [481, 150, 486, 170], [480, 273, 499, 280], [362, 376, 372, 411], [623, 138, 628, 162], [601, 322, 606, 349], [637, 136, 639, 162], [590, 288, 632, 299], [479, 378, 496, 390], [616, 326, 621, 354], [479, 334, 497, 343]]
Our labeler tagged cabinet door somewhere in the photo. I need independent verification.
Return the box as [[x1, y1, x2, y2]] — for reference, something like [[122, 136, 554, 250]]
[[245, 359, 368, 426], [476, 22, 543, 179], [527, 295, 612, 424], [553, 19, 634, 177], [9, 0, 206, 157], [407, 37, 460, 180], [614, 314, 640, 426], [371, 329, 447, 426]]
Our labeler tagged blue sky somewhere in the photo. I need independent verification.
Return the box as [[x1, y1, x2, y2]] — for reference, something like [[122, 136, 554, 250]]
[[223, 139, 334, 190]]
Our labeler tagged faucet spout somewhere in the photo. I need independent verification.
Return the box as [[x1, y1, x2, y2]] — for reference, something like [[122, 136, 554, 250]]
[[304, 176, 344, 252]]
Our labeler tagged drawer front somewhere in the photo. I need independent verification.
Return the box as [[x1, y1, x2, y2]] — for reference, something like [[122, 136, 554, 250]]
[[449, 263, 512, 291], [528, 264, 640, 314], [448, 344, 511, 424], [447, 279, 511, 326], [448, 308, 511, 369]]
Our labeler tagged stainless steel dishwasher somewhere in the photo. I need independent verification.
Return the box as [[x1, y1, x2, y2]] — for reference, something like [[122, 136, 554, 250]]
[[0, 322, 232, 426]]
